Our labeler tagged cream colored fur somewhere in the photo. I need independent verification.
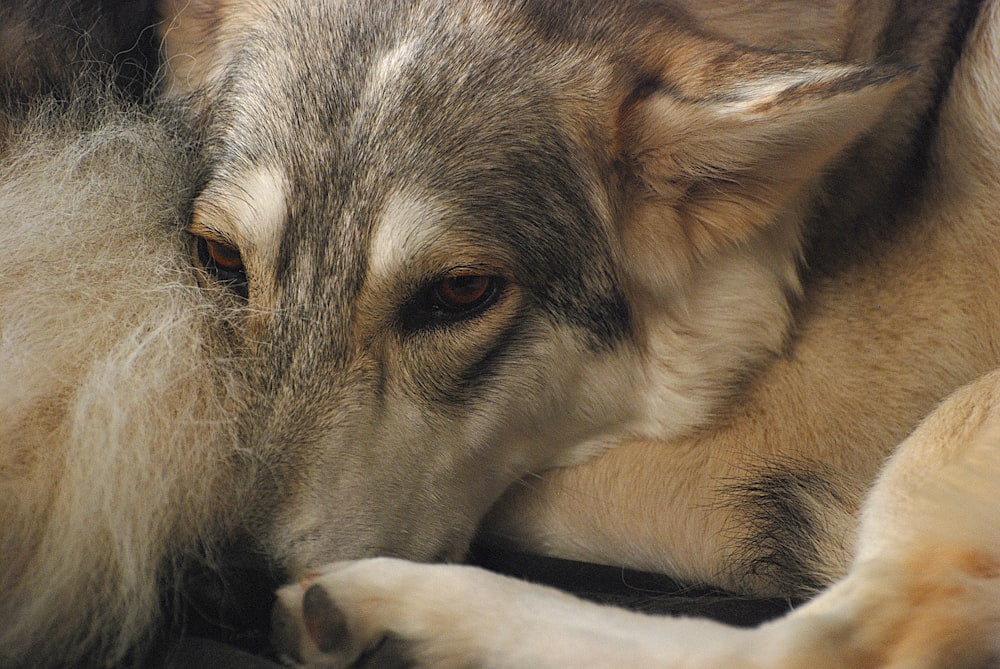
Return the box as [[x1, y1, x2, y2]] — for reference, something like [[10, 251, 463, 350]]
[[275, 2, 1000, 665], [0, 96, 242, 668], [1, 0, 994, 666], [486, 2, 1000, 594]]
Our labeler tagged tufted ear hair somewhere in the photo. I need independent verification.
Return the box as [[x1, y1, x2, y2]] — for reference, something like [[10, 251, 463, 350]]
[[158, 0, 268, 97], [616, 32, 909, 286]]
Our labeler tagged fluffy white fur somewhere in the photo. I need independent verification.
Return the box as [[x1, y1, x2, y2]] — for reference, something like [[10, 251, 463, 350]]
[[0, 94, 242, 668], [3, 0, 997, 666]]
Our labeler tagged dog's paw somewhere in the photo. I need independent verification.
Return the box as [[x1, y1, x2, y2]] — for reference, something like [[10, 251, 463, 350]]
[[271, 557, 771, 669], [271, 571, 359, 668], [271, 557, 527, 669]]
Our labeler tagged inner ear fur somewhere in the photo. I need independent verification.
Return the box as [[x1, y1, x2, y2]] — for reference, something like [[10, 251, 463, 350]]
[[617, 34, 910, 272], [158, 0, 263, 97]]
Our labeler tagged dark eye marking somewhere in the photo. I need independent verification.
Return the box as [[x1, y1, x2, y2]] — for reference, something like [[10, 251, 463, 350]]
[[194, 235, 248, 300], [399, 273, 506, 331]]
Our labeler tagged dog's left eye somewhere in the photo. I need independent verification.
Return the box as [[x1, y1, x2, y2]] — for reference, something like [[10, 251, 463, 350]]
[[400, 274, 505, 330], [433, 275, 496, 312]]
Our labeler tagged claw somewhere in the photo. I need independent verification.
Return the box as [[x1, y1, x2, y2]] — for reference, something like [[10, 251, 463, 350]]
[[302, 584, 350, 654]]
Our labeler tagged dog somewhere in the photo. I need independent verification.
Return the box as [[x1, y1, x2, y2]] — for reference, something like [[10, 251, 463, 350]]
[[1, 0, 996, 667]]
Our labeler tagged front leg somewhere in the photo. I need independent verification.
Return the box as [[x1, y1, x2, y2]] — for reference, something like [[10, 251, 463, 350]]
[[273, 372, 1000, 669], [271, 557, 756, 669]]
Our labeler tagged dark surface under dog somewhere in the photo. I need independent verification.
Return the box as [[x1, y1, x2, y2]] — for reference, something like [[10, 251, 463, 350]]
[[149, 547, 793, 668]]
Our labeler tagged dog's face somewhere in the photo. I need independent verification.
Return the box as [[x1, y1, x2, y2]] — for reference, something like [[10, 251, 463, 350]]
[[159, 0, 904, 573]]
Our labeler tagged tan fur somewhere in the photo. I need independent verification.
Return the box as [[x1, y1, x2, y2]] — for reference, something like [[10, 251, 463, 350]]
[[151, 0, 922, 530], [0, 95, 244, 667], [485, 0, 1000, 595], [487, 170, 1000, 591], [274, 4, 1000, 660], [275, 0, 1000, 665], [3, 0, 995, 666]]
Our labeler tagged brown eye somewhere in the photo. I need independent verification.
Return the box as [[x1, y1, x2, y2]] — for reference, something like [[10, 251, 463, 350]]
[[205, 239, 243, 272], [434, 275, 493, 311], [195, 236, 248, 299], [399, 274, 505, 331]]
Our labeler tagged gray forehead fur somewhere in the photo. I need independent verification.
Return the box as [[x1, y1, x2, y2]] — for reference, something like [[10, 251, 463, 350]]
[[200, 0, 634, 361]]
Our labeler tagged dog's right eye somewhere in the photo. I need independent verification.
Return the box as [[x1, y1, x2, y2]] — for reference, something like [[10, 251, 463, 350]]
[[195, 236, 248, 299]]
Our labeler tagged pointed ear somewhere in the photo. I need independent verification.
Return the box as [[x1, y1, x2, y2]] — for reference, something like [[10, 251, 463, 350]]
[[618, 39, 909, 281], [158, 0, 258, 97]]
